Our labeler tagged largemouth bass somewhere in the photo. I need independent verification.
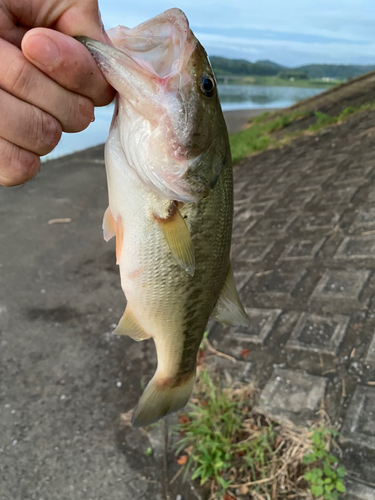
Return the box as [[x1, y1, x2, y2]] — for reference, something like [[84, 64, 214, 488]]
[[77, 8, 249, 427]]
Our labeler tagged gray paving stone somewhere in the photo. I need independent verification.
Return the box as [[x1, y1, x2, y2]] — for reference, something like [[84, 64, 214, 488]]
[[253, 172, 279, 187], [233, 182, 256, 204], [232, 307, 282, 344], [232, 217, 259, 238], [265, 182, 290, 196], [333, 166, 372, 185], [365, 334, 375, 365], [300, 171, 335, 188], [236, 241, 275, 262], [315, 187, 359, 206], [257, 368, 328, 426], [233, 270, 253, 291], [205, 357, 254, 386], [300, 211, 344, 231], [254, 191, 281, 204], [279, 237, 327, 260], [345, 479, 375, 500], [253, 214, 298, 235], [367, 188, 375, 204], [341, 385, 375, 449], [276, 190, 317, 211], [255, 269, 308, 297], [351, 208, 375, 230], [335, 236, 375, 259], [247, 200, 275, 215], [286, 312, 350, 355], [310, 270, 371, 310]]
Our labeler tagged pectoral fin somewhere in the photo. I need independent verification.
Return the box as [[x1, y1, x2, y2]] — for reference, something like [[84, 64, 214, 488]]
[[113, 307, 151, 341], [115, 218, 124, 265], [103, 207, 116, 242], [213, 264, 250, 327], [155, 203, 195, 277]]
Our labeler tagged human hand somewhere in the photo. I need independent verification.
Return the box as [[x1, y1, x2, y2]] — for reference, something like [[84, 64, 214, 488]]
[[0, 0, 115, 187]]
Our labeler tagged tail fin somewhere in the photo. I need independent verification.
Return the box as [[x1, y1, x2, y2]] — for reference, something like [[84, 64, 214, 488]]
[[131, 370, 196, 427]]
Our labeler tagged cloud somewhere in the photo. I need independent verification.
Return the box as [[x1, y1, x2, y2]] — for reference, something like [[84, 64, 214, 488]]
[[197, 32, 375, 66], [98, 0, 375, 65]]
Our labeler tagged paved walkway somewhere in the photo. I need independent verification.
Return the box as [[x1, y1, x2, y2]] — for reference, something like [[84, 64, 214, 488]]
[[211, 109, 375, 498], [2, 108, 375, 498]]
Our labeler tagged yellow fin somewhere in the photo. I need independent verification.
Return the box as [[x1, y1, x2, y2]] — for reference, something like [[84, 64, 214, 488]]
[[155, 203, 195, 277], [212, 264, 250, 327], [132, 370, 196, 427], [115, 217, 124, 265], [113, 307, 150, 342], [102, 207, 116, 242]]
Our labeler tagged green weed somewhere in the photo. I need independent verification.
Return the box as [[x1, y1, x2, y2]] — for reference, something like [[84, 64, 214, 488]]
[[175, 370, 346, 499], [304, 427, 346, 499], [229, 110, 307, 163], [308, 111, 338, 131]]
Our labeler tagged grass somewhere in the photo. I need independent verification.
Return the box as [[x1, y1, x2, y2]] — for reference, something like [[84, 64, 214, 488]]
[[229, 109, 309, 163], [174, 369, 346, 500], [229, 101, 375, 164]]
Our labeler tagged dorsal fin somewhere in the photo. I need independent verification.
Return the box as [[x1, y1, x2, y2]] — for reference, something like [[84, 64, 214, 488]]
[[155, 203, 195, 277], [113, 307, 150, 341], [212, 264, 250, 327]]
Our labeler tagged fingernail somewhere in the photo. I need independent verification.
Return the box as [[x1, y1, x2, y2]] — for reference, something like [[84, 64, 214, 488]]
[[27, 34, 60, 66]]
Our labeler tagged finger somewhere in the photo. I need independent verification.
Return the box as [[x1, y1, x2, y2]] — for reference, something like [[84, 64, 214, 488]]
[[0, 8, 28, 47], [0, 137, 40, 187], [0, 88, 62, 156], [0, 38, 94, 133], [22, 28, 115, 107]]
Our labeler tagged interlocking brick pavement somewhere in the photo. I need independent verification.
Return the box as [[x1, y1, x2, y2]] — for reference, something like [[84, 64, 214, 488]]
[[211, 110, 375, 492]]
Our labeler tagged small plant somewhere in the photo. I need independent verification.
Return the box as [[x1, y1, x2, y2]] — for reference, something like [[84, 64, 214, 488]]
[[308, 111, 338, 131], [175, 369, 347, 499], [175, 370, 245, 493], [303, 427, 346, 499]]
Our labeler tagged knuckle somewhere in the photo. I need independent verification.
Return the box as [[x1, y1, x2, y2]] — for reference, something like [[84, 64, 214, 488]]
[[63, 95, 94, 133], [0, 139, 40, 186], [29, 107, 62, 155], [4, 57, 35, 99]]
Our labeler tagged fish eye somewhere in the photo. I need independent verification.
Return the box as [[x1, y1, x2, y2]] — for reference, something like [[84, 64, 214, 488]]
[[199, 75, 215, 98]]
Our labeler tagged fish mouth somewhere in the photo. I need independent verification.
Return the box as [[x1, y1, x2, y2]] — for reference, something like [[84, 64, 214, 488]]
[[76, 8, 194, 89]]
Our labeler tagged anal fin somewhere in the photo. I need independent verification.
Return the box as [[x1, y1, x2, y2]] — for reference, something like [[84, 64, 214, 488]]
[[103, 207, 116, 242], [212, 264, 250, 327], [113, 307, 151, 342], [155, 203, 195, 277]]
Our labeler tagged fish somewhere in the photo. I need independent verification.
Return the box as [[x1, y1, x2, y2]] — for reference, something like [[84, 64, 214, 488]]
[[76, 8, 249, 427]]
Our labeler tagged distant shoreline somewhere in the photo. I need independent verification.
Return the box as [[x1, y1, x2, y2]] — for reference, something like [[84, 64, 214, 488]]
[[217, 76, 336, 89]]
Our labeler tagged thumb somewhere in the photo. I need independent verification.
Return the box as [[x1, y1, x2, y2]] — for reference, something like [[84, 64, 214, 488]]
[[54, 1, 108, 43]]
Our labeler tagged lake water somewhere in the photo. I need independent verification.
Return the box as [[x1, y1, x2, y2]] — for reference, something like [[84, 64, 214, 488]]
[[45, 84, 325, 160]]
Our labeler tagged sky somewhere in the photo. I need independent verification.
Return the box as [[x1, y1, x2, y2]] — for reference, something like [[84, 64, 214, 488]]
[[98, 0, 375, 67]]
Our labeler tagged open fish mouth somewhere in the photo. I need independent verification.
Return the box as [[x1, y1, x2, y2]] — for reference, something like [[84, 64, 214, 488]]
[[108, 14, 190, 79], [76, 8, 194, 88]]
